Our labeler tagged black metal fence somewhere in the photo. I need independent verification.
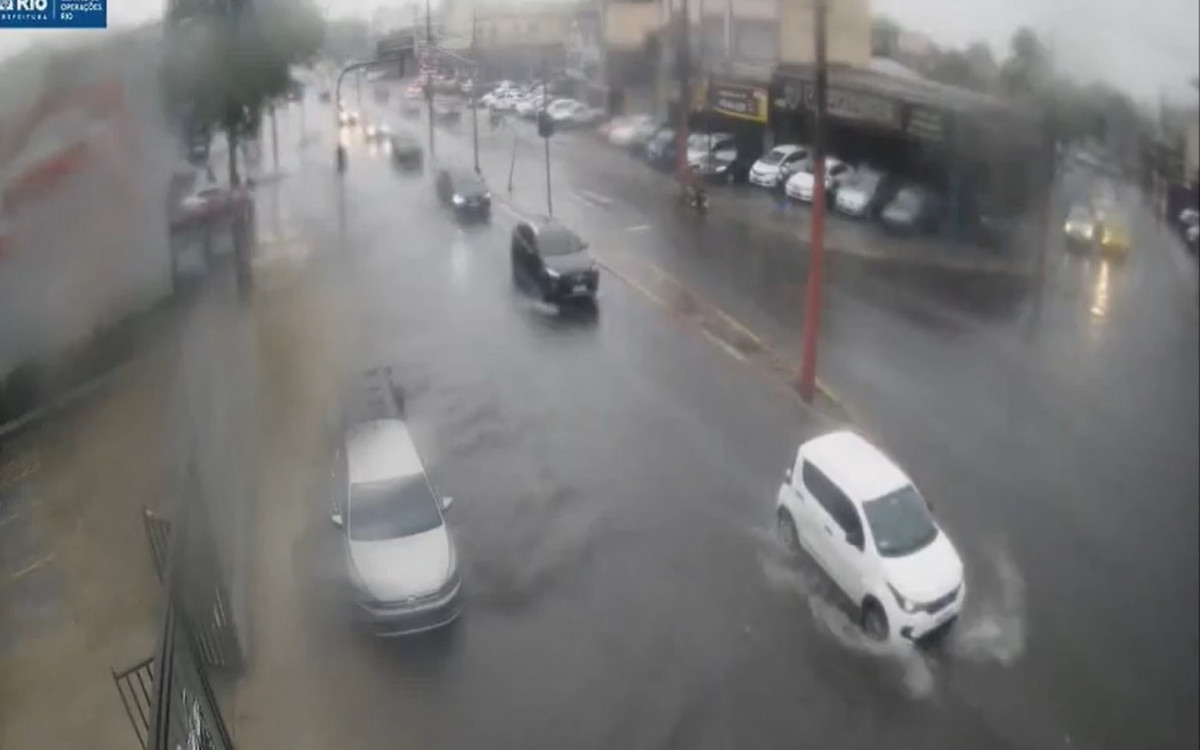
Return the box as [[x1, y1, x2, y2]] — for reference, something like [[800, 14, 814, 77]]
[[112, 501, 238, 749]]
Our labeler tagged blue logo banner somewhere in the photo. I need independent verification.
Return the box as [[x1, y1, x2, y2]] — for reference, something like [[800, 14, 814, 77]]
[[0, 0, 106, 29]]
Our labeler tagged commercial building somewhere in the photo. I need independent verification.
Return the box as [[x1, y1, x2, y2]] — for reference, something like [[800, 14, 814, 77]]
[[440, 0, 578, 80], [599, 0, 1043, 235]]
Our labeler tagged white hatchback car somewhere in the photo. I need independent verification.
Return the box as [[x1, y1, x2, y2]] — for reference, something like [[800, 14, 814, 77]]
[[775, 431, 964, 642], [748, 144, 809, 188], [784, 157, 853, 202]]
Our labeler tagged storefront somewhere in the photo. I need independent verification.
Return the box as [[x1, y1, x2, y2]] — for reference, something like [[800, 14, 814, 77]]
[[769, 63, 1045, 235], [694, 76, 772, 157]]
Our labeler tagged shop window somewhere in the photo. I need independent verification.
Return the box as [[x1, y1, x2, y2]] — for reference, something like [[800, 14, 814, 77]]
[[732, 19, 777, 63]]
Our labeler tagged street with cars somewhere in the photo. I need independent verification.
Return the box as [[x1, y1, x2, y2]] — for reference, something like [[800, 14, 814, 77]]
[[228, 79, 1200, 750]]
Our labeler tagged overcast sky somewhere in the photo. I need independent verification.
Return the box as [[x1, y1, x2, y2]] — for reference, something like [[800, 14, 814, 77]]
[[0, 0, 1196, 103]]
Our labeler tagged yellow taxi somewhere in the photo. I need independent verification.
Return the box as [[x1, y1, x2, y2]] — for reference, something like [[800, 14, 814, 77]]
[[1095, 211, 1131, 258]]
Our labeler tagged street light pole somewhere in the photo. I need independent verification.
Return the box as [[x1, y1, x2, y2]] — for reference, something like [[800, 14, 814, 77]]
[[674, 0, 692, 184], [798, 0, 828, 403], [471, 4, 480, 172], [542, 57, 553, 216], [425, 0, 436, 160]]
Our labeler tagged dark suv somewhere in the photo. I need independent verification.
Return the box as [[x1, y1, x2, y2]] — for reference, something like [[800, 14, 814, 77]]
[[436, 167, 491, 220], [510, 219, 598, 304]]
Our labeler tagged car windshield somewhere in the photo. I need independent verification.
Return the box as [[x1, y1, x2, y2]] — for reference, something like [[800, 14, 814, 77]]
[[653, 129, 676, 144], [1067, 206, 1093, 223], [847, 172, 881, 192], [761, 149, 791, 165], [452, 173, 487, 194], [539, 227, 586, 256], [348, 475, 443, 542], [862, 485, 938, 558], [892, 188, 923, 211]]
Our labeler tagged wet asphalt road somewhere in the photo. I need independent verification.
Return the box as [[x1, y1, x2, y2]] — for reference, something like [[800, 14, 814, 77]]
[[264, 94, 1197, 750]]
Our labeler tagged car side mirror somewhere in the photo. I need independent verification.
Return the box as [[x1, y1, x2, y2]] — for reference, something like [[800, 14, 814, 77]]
[[330, 512, 344, 528], [441, 496, 455, 511], [845, 526, 864, 550]]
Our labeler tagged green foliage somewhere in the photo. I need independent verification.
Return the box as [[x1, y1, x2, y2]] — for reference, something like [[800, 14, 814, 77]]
[[161, 0, 324, 146]]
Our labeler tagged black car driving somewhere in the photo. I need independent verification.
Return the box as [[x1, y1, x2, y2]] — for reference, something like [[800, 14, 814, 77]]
[[436, 167, 491, 219], [390, 133, 423, 171], [510, 219, 598, 304]]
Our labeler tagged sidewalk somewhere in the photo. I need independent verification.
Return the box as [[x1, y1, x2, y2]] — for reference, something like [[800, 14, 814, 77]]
[[0, 348, 170, 749]]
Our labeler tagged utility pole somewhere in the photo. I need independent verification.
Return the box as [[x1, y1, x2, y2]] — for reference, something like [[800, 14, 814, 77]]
[[425, 0, 436, 160], [542, 57, 553, 216], [270, 102, 279, 174], [471, 3, 480, 172], [798, 0, 828, 403], [673, 0, 692, 183]]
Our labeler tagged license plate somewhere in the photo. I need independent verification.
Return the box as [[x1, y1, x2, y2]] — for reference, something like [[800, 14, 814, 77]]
[[573, 284, 588, 294]]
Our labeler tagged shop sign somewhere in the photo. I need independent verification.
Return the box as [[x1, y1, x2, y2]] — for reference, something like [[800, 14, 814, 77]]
[[904, 105, 947, 143], [708, 81, 769, 123], [774, 79, 901, 130]]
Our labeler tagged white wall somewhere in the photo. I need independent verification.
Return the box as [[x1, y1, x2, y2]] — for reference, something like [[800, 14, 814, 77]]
[[0, 26, 176, 378]]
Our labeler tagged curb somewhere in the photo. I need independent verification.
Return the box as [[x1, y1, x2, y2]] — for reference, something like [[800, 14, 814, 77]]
[[0, 357, 144, 443]]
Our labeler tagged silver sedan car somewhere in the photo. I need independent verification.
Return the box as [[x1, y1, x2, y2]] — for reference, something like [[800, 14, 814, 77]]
[[331, 370, 461, 636]]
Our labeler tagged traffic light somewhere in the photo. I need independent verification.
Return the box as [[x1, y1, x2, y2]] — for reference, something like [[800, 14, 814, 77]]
[[537, 110, 555, 138]]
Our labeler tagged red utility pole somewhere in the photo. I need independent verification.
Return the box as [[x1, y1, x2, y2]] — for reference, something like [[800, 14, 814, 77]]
[[674, 0, 692, 183], [798, 0, 828, 403]]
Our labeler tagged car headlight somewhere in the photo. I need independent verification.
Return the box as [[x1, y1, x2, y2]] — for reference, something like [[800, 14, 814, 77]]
[[888, 583, 919, 614], [483, 191, 492, 201], [545, 267, 560, 278], [714, 164, 728, 173], [452, 194, 465, 205]]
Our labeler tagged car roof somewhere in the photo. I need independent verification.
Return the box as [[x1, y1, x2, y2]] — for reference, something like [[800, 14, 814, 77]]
[[528, 218, 585, 249], [770, 144, 805, 155], [801, 430, 911, 502], [347, 420, 424, 484]]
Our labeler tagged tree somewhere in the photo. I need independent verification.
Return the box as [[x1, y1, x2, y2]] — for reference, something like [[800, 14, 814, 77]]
[[999, 26, 1053, 101], [871, 17, 901, 58], [161, 0, 324, 187]]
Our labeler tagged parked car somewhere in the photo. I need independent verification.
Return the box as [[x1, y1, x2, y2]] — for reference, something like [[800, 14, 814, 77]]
[[436, 167, 491, 220], [775, 430, 965, 643], [834, 169, 896, 219], [785, 157, 853, 202], [685, 131, 734, 166], [644, 127, 678, 170], [389, 133, 423, 171], [548, 99, 604, 128], [749, 144, 810, 189], [434, 99, 462, 123], [516, 93, 548, 119], [880, 185, 944, 235], [331, 368, 462, 637], [510, 218, 599, 305], [606, 114, 657, 148]]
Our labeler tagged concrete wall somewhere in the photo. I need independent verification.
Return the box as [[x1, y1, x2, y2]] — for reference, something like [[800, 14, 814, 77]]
[[0, 26, 176, 379], [779, 0, 871, 68]]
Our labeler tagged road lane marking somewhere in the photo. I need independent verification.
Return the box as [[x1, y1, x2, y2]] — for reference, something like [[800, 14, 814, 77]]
[[624, 224, 653, 233], [495, 201, 529, 222], [700, 329, 748, 362], [579, 190, 614, 207], [5, 554, 55, 586]]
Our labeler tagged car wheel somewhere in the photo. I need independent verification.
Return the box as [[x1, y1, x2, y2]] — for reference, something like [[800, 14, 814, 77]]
[[861, 599, 889, 642], [776, 510, 801, 554]]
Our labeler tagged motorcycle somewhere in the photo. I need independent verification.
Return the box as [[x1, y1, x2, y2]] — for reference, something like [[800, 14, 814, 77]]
[[683, 182, 708, 215]]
